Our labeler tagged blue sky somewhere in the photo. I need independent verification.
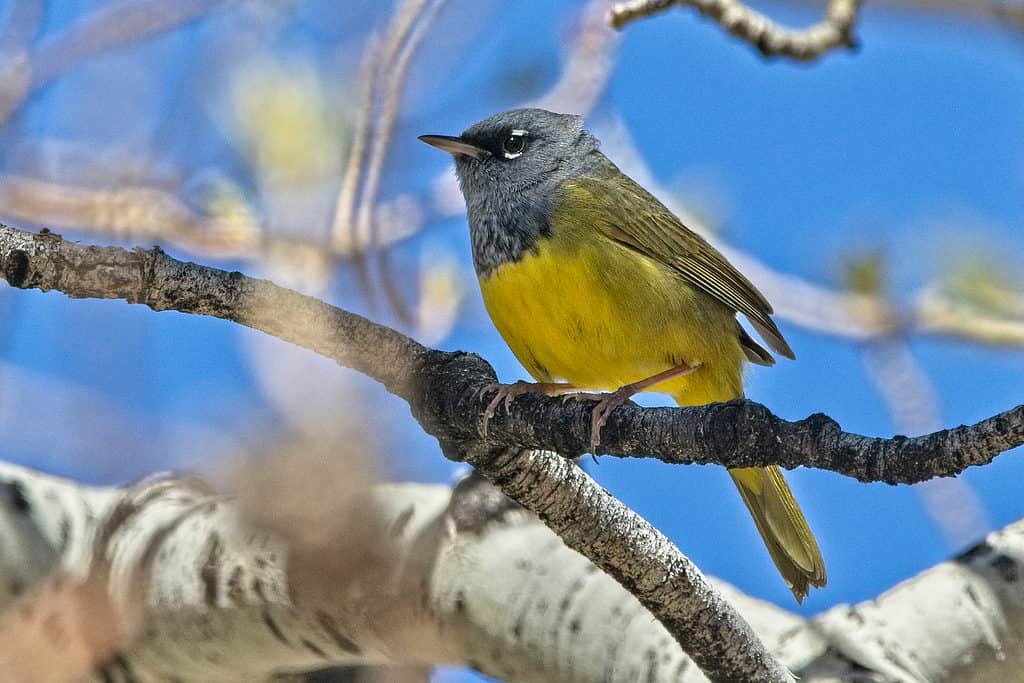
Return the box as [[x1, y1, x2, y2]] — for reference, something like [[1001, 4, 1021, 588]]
[[1, 2, 1023, 680]]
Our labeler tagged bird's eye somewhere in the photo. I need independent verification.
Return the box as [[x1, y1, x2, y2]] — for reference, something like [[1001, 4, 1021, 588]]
[[502, 133, 526, 158]]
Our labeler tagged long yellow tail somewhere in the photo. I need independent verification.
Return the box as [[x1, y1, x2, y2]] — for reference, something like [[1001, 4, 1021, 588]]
[[671, 381, 825, 602], [728, 466, 826, 602]]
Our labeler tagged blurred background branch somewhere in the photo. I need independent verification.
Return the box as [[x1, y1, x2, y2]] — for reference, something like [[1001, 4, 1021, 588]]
[[3, 0, 1018, 355], [608, 0, 862, 60], [3, 460, 1024, 682], [0, 0, 236, 125]]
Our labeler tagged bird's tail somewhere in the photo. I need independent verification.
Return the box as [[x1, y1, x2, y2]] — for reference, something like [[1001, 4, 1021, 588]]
[[670, 372, 826, 602], [728, 466, 826, 602]]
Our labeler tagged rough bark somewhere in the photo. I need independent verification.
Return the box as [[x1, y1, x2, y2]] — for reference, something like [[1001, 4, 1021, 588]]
[[2, 463, 1024, 683], [0, 224, 1020, 483]]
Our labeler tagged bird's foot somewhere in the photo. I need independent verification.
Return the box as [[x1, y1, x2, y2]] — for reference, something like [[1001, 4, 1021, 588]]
[[586, 387, 637, 450], [480, 381, 576, 437], [577, 361, 703, 450]]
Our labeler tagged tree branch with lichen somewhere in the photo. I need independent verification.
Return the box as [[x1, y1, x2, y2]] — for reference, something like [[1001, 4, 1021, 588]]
[[2, 222, 1023, 680], [0, 223, 1019, 484]]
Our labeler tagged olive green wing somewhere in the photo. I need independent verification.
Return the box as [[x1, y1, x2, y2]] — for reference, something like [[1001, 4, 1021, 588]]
[[568, 172, 795, 360]]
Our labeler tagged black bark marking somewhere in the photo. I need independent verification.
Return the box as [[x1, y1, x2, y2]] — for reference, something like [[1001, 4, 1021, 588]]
[[315, 610, 361, 655], [6, 480, 30, 514], [674, 657, 692, 676], [645, 647, 660, 683], [3, 249, 29, 288], [227, 565, 245, 606], [301, 638, 328, 659], [110, 654, 140, 683], [389, 505, 415, 538], [200, 533, 223, 606], [957, 540, 994, 563], [95, 481, 179, 560], [554, 575, 586, 634], [58, 516, 71, 553], [448, 470, 522, 533], [262, 609, 289, 645], [252, 577, 267, 603], [134, 496, 214, 599], [965, 584, 982, 609], [991, 554, 1019, 583]]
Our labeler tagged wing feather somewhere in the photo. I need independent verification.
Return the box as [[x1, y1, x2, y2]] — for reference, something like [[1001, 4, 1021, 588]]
[[569, 165, 795, 360]]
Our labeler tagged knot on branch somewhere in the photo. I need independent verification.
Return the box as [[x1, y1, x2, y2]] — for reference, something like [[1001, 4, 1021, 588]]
[[2, 249, 29, 289], [409, 349, 497, 459], [695, 400, 781, 467]]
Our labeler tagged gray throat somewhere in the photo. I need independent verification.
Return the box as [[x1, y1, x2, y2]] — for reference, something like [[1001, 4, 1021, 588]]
[[465, 180, 555, 278]]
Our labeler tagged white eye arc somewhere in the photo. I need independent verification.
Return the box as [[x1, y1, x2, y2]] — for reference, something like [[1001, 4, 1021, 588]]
[[502, 129, 528, 159]]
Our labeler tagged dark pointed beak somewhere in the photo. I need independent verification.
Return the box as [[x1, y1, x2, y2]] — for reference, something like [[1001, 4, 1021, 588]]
[[418, 134, 489, 160]]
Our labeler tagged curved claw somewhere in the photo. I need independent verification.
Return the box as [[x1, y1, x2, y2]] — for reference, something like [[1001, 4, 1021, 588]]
[[483, 381, 529, 422], [589, 388, 634, 450], [584, 362, 703, 450], [480, 381, 575, 438], [481, 382, 518, 438]]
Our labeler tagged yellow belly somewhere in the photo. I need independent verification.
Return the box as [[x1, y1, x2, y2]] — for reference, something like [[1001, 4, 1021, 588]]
[[478, 234, 745, 406]]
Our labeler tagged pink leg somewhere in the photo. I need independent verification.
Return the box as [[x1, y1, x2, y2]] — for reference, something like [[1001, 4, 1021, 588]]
[[581, 362, 701, 450], [481, 381, 578, 437]]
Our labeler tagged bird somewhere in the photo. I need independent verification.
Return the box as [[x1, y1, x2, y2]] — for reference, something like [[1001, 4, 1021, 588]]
[[419, 108, 826, 602]]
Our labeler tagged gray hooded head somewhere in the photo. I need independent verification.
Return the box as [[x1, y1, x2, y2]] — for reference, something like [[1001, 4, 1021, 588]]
[[420, 108, 600, 276]]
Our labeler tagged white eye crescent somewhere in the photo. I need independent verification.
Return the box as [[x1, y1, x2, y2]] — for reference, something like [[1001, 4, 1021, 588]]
[[502, 129, 528, 158]]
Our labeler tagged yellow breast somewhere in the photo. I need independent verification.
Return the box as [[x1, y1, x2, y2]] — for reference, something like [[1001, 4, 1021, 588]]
[[478, 229, 745, 405]]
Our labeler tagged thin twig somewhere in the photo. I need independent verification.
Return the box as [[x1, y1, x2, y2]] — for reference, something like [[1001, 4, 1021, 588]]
[[608, 0, 862, 61], [355, 0, 436, 254], [333, 36, 383, 307], [330, 37, 382, 254], [331, 0, 446, 319], [364, 0, 450, 324]]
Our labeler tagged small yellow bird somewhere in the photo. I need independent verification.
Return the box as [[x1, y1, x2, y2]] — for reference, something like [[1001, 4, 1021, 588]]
[[420, 108, 825, 601]]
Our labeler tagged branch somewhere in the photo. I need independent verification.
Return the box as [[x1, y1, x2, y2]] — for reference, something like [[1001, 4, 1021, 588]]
[[0, 462, 760, 683], [0, 0, 236, 125], [2, 224, 1019, 484], [608, 0, 862, 61], [1, 223, 1022, 677], [0, 224, 793, 682], [4, 462, 1024, 682], [0, 173, 425, 261]]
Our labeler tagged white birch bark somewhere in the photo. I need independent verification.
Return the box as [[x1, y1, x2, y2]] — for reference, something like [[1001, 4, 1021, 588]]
[[0, 459, 1021, 683]]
